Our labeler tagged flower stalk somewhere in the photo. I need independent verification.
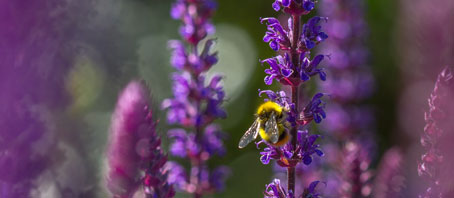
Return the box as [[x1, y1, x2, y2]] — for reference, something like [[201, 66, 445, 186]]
[[257, 0, 328, 196], [164, 0, 229, 197]]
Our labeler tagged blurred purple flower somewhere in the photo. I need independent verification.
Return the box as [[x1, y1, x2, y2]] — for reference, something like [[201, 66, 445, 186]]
[[318, 0, 375, 140], [419, 67, 454, 198], [170, 0, 216, 45], [314, 1, 377, 197], [164, 0, 229, 197], [339, 141, 373, 198], [0, 1, 83, 196], [373, 148, 405, 198], [107, 81, 174, 198]]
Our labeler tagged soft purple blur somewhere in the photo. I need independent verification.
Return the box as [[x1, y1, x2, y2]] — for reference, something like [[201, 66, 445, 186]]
[[374, 148, 404, 198], [107, 81, 174, 198], [0, 1, 84, 197]]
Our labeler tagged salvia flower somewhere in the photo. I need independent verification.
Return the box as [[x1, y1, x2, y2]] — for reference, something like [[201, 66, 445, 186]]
[[261, 53, 326, 85], [107, 81, 174, 198], [164, 0, 229, 197], [257, 130, 323, 167], [300, 93, 327, 124], [264, 179, 322, 198], [253, 0, 328, 196], [419, 67, 454, 198]]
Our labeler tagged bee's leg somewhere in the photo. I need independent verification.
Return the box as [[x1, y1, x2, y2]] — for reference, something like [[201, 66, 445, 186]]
[[284, 121, 291, 129]]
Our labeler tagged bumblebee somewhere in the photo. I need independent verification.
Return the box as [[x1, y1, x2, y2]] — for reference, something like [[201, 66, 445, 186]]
[[238, 101, 290, 148]]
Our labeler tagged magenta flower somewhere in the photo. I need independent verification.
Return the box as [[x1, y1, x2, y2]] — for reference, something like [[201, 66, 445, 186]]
[[107, 81, 174, 198], [419, 67, 454, 198]]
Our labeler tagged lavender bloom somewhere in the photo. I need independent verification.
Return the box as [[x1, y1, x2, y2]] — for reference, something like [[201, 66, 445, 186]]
[[373, 148, 405, 198], [163, 0, 229, 197], [254, 0, 328, 196], [419, 67, 454, 198], [107, 81, 174, 198]]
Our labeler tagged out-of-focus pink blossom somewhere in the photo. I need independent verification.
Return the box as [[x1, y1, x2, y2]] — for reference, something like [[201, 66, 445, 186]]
[[107, 81, 174, 198]]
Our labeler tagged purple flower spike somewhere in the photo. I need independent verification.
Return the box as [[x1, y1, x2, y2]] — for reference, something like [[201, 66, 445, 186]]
[[254, 0, 328, 196], [315, 1, 377, 197], [419, 67, 454, 198], [107, 81, 174, 198], [165, 0, 229, 196]]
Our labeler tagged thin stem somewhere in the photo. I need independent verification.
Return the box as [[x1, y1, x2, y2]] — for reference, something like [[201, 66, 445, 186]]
[[191, 31, 204, 198], [287, 13, 301, 195], [287, 167, 296, 194], [288, 85, 299, 194], [290, 14, 300, 73]]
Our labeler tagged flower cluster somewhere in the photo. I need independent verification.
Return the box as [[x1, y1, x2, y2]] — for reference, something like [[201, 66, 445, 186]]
[[107, 81, 174, 198], [170, 0, 216, 45], [264, 179, 322, 198], [163, 0, 229, 196], [253, 0, 328, 196], [419, 67, 454, 198], [258, 129, 323, 167], [261, 19, 327, 86]]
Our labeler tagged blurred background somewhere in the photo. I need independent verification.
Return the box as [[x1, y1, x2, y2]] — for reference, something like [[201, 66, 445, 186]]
[[0, 0, 453, 197]]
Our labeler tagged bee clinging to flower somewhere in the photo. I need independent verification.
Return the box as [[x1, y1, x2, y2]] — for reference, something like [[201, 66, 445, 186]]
[[238, 101, 290, 148]]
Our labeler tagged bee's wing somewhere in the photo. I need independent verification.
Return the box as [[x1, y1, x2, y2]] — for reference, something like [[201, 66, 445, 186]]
[[238, 118, 260, 148], [265, 112, 279, 144]]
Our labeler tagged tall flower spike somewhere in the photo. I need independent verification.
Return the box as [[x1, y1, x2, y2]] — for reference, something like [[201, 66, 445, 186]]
[[315, 0, 376, 197], [107, 81, 174, 198], [164, 0, 229, 197], [252, 0, 328, 196], [373, 148, 404, 198], [419, 67, 454, 198]]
